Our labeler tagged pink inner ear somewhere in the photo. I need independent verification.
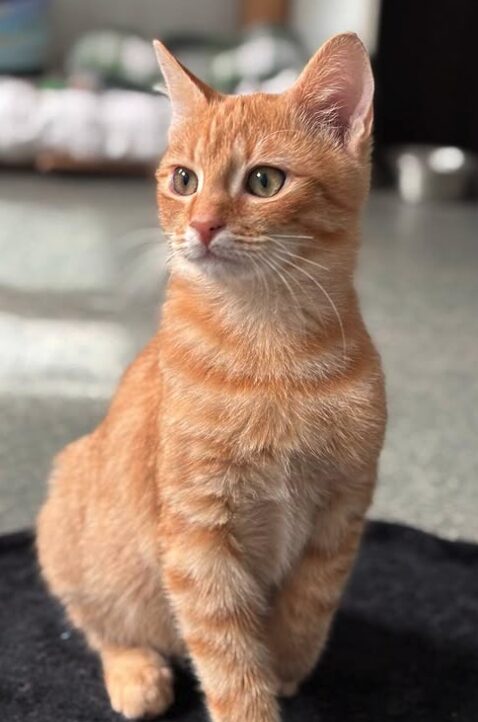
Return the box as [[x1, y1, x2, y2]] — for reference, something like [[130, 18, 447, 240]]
[[324, 70, 372, 143], [292, 34, 374, 150]]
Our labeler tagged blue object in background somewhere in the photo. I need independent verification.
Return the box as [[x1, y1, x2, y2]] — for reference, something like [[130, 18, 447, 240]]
[[0, 0, 50, 73]]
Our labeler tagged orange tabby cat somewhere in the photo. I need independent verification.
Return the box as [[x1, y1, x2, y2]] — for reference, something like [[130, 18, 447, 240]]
[[37, 33, 386, 722]]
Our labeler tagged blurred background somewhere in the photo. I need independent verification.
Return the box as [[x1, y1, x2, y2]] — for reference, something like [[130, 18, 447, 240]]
[[0, 0, 477, 539]]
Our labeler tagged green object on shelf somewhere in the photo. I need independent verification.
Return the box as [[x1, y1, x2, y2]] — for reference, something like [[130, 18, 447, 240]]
[[68, 30, 160, 91], [211, 24, 306, 93]]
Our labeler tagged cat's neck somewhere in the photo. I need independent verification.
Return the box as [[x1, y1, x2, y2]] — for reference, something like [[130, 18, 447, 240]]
[[161, 270, 361, 371]]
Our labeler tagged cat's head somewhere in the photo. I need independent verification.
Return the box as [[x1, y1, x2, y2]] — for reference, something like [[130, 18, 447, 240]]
[[155, 33, 374, 285]]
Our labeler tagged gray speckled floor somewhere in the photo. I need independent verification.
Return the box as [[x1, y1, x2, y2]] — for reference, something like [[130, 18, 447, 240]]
[[0, 173, 477, 539], [359, 194, 478, 540]]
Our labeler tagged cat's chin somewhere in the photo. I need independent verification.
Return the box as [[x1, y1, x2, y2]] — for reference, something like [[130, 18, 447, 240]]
[[173, 254, 253, 283]]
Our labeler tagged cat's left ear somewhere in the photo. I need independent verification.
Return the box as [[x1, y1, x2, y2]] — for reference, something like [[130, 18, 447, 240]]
[[288, 33, 374, 155], [153, 40, 218, 125]]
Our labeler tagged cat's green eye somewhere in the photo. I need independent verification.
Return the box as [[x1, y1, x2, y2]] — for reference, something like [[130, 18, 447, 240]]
[[172, 167, 198, 196], [246, 166, 285, 198]]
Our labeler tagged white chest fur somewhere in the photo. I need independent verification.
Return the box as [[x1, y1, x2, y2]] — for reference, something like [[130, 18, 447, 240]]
[[232, 475, 316, 590]]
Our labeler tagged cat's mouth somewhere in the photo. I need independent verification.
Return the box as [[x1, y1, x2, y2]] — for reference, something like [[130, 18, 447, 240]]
[[179, 243, 250, 280], [183, 242, 238, 267], [188, 252, 237, 276], [194, 248, 233, 263], [175, 230, 259, 279]]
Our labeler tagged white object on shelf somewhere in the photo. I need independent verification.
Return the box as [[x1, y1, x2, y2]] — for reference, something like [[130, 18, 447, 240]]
[[292, 0, 381, 55], [0, 80, 171, 165], [0, 79, 41, 161]]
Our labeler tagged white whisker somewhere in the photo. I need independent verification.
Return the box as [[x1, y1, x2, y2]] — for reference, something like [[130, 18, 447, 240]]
[[266, 238, 329, 272], [249, 253, 271, 303], [271, 233, 314, 240], [117, 228, 166, 251], [261, 254, 304, 319], [272, 252, 347, 360]]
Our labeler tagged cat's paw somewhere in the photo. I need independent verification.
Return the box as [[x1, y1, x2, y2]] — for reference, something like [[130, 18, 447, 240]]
[[276, 679, 299, 698], [104, 648, 174, 719]]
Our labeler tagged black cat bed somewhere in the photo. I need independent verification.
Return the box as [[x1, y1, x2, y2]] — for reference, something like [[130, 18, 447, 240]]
[[1, 521, 478, 722]]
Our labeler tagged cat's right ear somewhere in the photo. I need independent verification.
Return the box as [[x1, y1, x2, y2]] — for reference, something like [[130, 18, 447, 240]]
[[287, 33, 374, 155], [153, 41, 217, 125]]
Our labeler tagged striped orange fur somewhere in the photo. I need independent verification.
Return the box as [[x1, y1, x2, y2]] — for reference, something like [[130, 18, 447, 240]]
[[37, 33, 386, 722]]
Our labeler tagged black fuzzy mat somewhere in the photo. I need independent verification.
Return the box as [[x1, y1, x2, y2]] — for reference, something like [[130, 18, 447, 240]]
[[1, 522, 477, 722]]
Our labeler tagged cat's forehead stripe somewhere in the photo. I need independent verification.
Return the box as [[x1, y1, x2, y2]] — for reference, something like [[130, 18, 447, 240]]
[[187, 99, 288, 174]]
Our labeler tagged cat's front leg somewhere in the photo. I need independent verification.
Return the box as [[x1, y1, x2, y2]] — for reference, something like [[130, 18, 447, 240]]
[[159, 477, 280, 722], [267, 494, 369, 696]]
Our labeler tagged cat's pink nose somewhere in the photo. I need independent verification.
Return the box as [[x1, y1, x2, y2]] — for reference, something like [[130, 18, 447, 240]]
[[190, 218, 225, 247]]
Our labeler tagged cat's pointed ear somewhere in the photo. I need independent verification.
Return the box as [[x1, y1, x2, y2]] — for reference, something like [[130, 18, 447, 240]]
[[153, 40, 217, 124], [288, 33, 374, 154]]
